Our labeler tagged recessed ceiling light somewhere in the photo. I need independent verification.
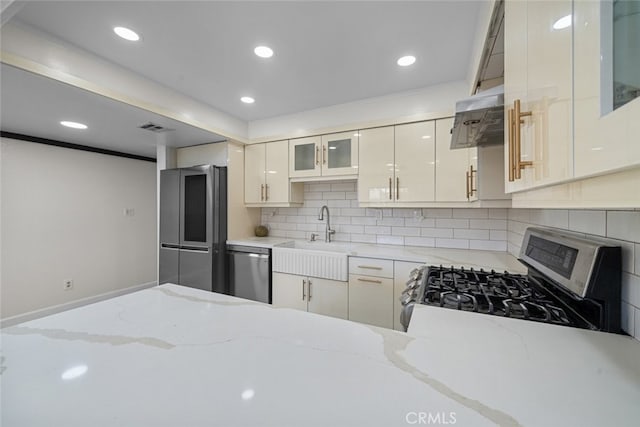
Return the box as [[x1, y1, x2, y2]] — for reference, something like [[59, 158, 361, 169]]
[[60, 121, 88, 130], [254, 46, 274, 58], [553, 15, 572, 30], [397, 55, 416, 67], [113, 26, 140, 41], [241, 96, 255, 104]]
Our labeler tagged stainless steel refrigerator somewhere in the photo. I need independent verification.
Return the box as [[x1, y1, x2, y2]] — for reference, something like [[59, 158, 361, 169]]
[[159, 165, 227, 293]]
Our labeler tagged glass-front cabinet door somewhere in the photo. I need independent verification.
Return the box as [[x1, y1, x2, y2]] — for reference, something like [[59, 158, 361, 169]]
[[321, 131, 359, 176], [289, 136, 321, 178]]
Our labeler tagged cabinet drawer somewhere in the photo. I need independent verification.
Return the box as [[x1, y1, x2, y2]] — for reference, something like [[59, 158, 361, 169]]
[[348, 274, 393, 329], [349, 257, 393, 278]]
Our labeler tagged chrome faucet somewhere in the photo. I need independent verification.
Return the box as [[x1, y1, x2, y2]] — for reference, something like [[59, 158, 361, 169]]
[[318, 205, 335, 242]]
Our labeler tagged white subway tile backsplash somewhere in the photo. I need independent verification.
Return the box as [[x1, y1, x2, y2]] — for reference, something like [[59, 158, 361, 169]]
[[377, 217, 405, 226], [622, 272, 640, 308], [365, 225, 391, 235], [304, 191, 323, 200], [436, 238, 469, 249], [322, 191, 346, 200], [452, 208, 488, 219], [454, 229, 490, 240], [341, 208, 366, 217], [421, 228, 454, 238], [621, 302, 635, 336], [469, 219, 507, 230], [286, 216, 307, 224], [331, 182, 356, 191], [392, 227, 421, 237], [488, 208, 508, 219], [569, 210, 606, 236], [404, 236, 435, 247], [327, 200, 352, 208], [423, 208, 453, 218], [405, 218, 435, 227], [351, 216, 377, 226], [346, 192, 358, 199], [607, 211, 640, 243], [435, 218, 469, 229], [351, 234, 377, 244], [377, 235, 404, 246], [469, 240, 507, 252], [530, 209, 569, 229], [508, 208, 531, 223], [309, 183, 331, 192], [490, 230, 508, 241], [297, 223, 319, 232], [338, 224, 365, 234]]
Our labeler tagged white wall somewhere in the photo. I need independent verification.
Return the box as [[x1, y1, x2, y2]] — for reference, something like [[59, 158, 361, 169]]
[[0, 138, 157, 321], [248, 80, 468, 142]]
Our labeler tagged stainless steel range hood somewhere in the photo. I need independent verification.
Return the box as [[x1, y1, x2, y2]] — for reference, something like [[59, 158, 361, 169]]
[[450, 84, 504, 149]]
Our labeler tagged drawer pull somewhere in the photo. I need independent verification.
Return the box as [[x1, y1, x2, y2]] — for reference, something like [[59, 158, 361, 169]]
[[357, 278, 382, 284], [357, 265, 383, 270]]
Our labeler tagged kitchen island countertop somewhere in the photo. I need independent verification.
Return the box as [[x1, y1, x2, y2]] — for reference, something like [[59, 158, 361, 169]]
[[2, 284, 639, 426]]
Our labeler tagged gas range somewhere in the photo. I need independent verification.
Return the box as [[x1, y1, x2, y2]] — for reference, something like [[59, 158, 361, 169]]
[[400, 228, 622, 333]]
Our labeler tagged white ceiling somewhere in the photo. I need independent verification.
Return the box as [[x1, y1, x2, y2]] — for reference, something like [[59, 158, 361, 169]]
[[12, 0, 485, 122], [0, 63, 226, 158]]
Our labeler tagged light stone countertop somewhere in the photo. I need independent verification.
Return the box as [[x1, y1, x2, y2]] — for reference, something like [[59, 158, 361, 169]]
[[3, 284, 639, 426], [228, 238, 527, 273]]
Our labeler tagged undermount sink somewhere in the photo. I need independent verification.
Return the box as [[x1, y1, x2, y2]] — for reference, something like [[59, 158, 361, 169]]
[[272, 242, 349, 281]]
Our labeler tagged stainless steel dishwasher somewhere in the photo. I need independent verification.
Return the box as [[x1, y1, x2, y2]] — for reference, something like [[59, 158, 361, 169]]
[[227, 244, 271, 303]]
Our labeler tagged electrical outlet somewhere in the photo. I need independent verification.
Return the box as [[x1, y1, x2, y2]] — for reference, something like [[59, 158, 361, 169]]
[[63, 279, 73, 290]]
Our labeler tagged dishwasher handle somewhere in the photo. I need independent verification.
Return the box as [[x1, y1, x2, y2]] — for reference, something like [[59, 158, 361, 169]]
[[227, 244, 271, 256]]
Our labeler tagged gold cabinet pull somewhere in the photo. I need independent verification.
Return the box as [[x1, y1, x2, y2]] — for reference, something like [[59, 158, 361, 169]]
[[260, 184, 265, 201], [265, 184, 269, 201], [388, 177, 392, 200], [315, 145, 319, 166], [469, 165, 477, 197], [514, 99, 533, 179], [302, 279, 306, 301], [466, 169, 471, 199], [357, 265, 383, 270], [508, 108, 515, 182], [357, 278, 382, 284], [396, 177, 399, 200], [322, 145, 327, 165], [308, 279, 312, 301]]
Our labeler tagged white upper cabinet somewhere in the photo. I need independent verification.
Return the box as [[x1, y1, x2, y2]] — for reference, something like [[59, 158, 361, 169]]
[[573, 0, 640, 177], [289, 136, 321, 178], [321, 131, 359, 176], [358, 126, 395, 203], [289, 132, 358, 179], [435, 118, 470, 202], [504, 0, 573, 192], [395, 121, 435, 202], [245, 140, 302, 206]]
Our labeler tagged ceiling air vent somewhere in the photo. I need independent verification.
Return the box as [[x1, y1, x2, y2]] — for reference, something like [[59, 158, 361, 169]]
[[138, 122, 175, 133]]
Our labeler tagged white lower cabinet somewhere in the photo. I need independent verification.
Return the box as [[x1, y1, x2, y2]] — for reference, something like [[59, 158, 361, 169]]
[[272, 272, 348, 319], [393, 261, 423, 331], [348, 257, 394, 328]]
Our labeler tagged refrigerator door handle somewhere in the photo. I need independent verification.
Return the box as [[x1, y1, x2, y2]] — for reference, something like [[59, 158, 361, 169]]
[[161, 243, 180, 250], [179, 245, 210, 253]]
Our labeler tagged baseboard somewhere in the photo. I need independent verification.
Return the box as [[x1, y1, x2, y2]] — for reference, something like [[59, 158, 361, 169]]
[[0, 281, 158, 328]]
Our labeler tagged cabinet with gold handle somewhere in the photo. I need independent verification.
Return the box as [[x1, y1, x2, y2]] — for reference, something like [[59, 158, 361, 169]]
[[264, 184, 269, 201], [357, 278, 383, 284], [511, 99, 533, 180], [322, 145, 327, 165], [396, 177, 400, 200], [388, 177, 393, 200], [260, 184, 265, 201], [315, 145, 319, 166]]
